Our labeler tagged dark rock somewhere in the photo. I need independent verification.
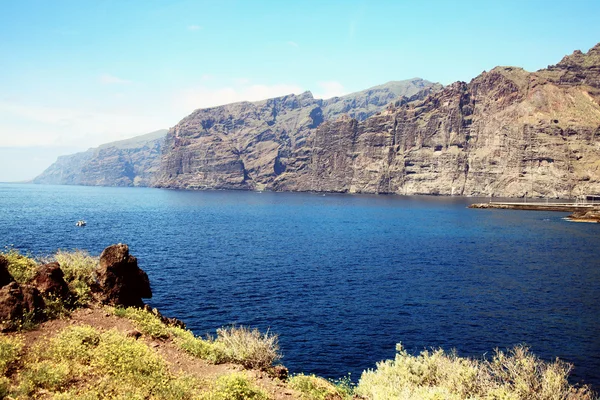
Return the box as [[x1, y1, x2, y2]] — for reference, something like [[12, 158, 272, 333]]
[[96, 244, 152, 307], [32, 262, 71, 300], [0, 279, 46, 330], [0, 282, 24, 325], [0, 255, 15, 287], [143, 304, 186, 329], [21, 285, 45, 321], [268, 365, 289, 380], [126, 329, 142, 339]]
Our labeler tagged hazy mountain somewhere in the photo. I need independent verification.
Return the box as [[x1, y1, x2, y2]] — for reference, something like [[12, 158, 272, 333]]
[[33, 129, 167, 187]]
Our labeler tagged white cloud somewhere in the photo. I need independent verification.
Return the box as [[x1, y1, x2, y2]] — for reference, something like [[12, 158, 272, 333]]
[[187, 25, 202, 31], [0, 100, 167, 148], [100, 73, 132, 85], [287, 41, 299, 48], [314, 81, 347, 99], [175, 83, 304, 113]]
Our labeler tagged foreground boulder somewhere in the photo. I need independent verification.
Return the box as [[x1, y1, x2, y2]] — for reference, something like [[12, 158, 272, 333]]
[[0, 281, 45, 330], [32, 262, 72, 300], [96, 244, 152, 307]]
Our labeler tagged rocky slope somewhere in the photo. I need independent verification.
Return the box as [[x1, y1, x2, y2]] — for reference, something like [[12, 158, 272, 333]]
[[33, 129, 168, 187], [159, 44, 600, 198]]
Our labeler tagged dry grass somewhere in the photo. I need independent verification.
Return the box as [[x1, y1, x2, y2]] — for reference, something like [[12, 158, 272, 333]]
[[215, 325, 281, 370], [355, 344, 595, 400]]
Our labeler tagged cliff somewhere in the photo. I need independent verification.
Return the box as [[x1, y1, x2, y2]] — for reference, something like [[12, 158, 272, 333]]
[[159, 44, 600, 198], [33, 129, 168, 187], [157, 79, 440, 190]]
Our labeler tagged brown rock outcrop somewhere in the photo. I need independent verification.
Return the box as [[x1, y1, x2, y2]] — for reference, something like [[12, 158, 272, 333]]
[[96, 244, 152, 307], [0, 281, 45, 330], [33, 262, 71, 300], [0, 255, 14, 287]]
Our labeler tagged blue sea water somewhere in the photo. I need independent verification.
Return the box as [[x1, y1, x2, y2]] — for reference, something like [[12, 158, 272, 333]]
[[0, 183, 599, 388]]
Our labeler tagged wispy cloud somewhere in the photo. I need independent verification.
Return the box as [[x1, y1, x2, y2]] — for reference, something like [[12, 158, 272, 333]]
[[314, 81, 347, 99], [99, 73, 132, 85], [0, 100, 166, 148], [175, 83, 304, 113], [187, 25, 202, 31], [287, 41, 299, 48]]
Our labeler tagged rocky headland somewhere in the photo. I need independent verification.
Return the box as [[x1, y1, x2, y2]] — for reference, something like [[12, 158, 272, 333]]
[[33, 129, 167, 187]]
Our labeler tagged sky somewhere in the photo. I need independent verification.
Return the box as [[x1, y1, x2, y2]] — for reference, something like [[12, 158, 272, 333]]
[[1, 0, 599, 181]]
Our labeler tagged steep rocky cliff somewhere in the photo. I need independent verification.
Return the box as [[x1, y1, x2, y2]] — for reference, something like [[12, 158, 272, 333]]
[[157, 79, 439, 189], [159, 44, 600, 198], [33, 129, 167, 187]]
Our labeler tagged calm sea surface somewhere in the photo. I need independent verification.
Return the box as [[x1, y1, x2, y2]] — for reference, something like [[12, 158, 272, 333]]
[[1, 184, 599, 388]]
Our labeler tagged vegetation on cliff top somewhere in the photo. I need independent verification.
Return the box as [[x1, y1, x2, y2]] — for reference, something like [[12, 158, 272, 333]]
[[0, 248, 596, 399]]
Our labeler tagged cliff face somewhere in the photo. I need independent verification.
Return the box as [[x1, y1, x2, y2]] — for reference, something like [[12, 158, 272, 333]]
[[33, 130, 167, 187], [157, 79, 439, 190], [159, 44, 600, 198]]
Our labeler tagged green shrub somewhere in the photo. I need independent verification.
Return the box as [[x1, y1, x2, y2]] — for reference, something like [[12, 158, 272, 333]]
[[0, 376, 10, 398], [215, 326, 281, 369], [42, 293, 71, 320], [201, 373, 269, 400], [2, 248, 38, 284], [0, 335, 23, 374], [288, 373, 347, 400], [17, 360, 71, 395], [54, 250, 97, 305], [355, 344, 595, 400]]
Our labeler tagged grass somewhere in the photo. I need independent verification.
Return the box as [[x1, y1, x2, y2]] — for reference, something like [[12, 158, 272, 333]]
[[288, 374, 351, 400], [215, 326, 281, 370], [355, 343, 595, 400], [0, 249, 99, 331], [53, 249, 98, 306], [0, 335, 23, 375], [200, 373, 269, 400], [111, 307, 281, 370]]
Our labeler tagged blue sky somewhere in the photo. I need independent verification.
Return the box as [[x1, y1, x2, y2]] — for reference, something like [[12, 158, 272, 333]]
[[1, 0, 599, 181]]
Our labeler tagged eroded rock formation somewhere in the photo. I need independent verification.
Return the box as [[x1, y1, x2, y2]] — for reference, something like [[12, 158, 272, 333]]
[[96, 244, 152, 307], [159, 44, 600, 198]]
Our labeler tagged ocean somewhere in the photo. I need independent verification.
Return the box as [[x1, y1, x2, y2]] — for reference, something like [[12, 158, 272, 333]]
[[1, 183, 598, 388]]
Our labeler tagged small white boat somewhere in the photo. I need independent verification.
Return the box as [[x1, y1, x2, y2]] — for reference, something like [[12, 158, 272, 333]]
[[76, 220, 86, 227]]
